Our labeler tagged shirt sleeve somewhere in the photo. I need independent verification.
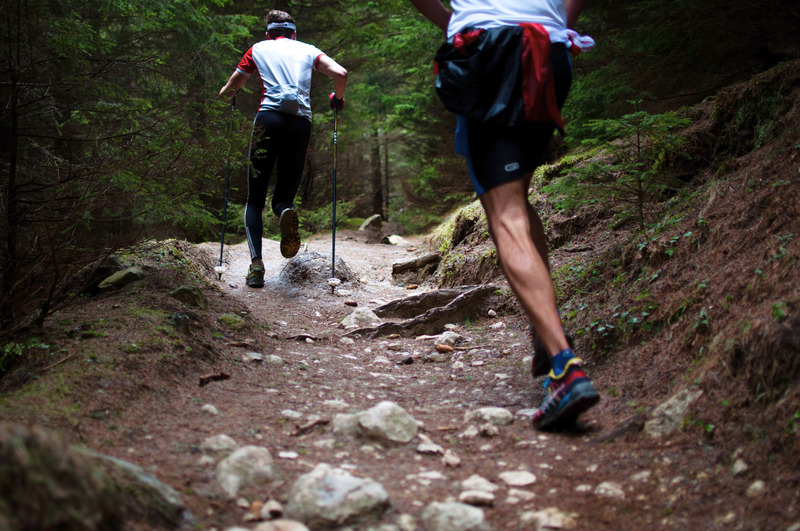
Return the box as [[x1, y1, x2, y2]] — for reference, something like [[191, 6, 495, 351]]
[[236, 47, 256, 77]]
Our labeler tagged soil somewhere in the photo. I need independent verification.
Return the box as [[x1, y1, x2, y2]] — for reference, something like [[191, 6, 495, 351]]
[[2, 61, 800, 530], [0, 222, 797, 530]]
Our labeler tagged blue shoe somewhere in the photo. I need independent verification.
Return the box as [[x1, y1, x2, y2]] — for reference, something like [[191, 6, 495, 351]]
[[532, 358, 599, 430]]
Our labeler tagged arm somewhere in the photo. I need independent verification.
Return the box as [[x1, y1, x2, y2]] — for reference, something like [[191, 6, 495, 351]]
[[566, 0, 588, 29], [218, 70, 248, 100], [409, 0, 452, 32], [317, 55, 348, 99]]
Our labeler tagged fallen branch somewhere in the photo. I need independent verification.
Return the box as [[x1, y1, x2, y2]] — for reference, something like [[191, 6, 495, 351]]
[[199, 372, 230, 387], [290, 417, 330, 437]]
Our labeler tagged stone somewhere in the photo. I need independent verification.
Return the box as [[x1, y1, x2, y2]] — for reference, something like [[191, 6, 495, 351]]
[[465, 407, 513, 426], [594, 481, 625, 500], [519, 507, 577, 530], [499, 470, 536, 487], [358, 401, 419, 444], [459, 490, 495, 507], [252, 520, 310, 531], [97, 266, 145, 291], [644, 388, 703, 437], [731, 459, 749, 476], [200, 434, 238, 454], [442, 449, 461, 467], [218, 313, 246, 330], [341, 307, 382, 328], [746, 480, 766, 498], [284, 463, 389, 528], [216, 446, 276, 498], [264, 354, 287, 366], [200, 404, 219, 416], [421, 502, 489, 531], [243, 352, 264, 363], [416, 433, 444, 455], [461, 474, 499, 493], [169, 285, 208, 309]]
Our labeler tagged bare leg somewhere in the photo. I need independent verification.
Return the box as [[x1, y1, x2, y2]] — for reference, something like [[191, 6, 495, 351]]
[[479, 176, 568, 360]]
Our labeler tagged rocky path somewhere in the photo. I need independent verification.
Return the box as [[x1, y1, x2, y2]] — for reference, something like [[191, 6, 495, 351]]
[[144, 229, 767, 531]]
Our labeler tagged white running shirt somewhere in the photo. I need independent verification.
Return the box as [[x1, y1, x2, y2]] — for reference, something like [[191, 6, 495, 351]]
[[447, 0, 569, 44], [236, 38, 324, 120]]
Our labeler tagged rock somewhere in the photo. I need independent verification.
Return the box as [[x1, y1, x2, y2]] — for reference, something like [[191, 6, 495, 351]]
[[253, 520, 310, 531], [416, 433, 444, 455], [746, 480, 766, 498], [515, 408, 537, 420], [358, 401, 419, 444], [97, 266, 145, 291], [332, 413, 362, 439], [260, 499, 284, 519], [264, 354, 287, 366], [341, 307, 382, 327], [284, 463, 389, 528], [201, 404, 219, 416], [731, 459, 749, 476], [465, 407, 513, 426], [281, 410, 303, 420], [169, 285, 208, 309], [479, 424, 499, 437], [644, 388, 703, 437], [438, 330, 463, 346], [459, 490, 495, 506], [594, 481, 625, 500], [519, 507, 577, 530], [218, 313, 246, 330], [521, 356, 533, 377], [458, 425, 480, 439], [243, 352, 264, 363], [442, 449, 461, 467], [421, 502, 490, 531], [340, 337, 356, 345], [216, 446, 276, 498], [461, 474, 499, 493], [75, 447, 188, 528], [201, 434, 238, 454], [498, 470, 536, 487]]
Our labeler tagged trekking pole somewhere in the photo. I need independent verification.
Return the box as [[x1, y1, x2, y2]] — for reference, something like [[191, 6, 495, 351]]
[[327, 109, 341, 295], [215, 94, 236, 280]]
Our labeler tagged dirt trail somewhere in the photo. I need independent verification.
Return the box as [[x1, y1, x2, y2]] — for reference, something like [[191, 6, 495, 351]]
[[168, 232, 759, 530], [1, 229, 790, 530]]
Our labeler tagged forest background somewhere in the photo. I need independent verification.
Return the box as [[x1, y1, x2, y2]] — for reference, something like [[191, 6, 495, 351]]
[[2, 0, 799, 337]]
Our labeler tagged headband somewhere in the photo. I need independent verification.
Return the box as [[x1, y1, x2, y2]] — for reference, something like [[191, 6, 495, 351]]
[[267, 22, 296, 31]]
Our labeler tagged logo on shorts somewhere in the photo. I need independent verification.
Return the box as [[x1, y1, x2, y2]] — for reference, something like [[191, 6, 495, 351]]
[[505, 162, 520, 172]]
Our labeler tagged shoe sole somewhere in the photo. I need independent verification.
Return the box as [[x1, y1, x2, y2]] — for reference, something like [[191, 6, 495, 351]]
[[536, 382, 600, 431], [280, 209, 300, 258]]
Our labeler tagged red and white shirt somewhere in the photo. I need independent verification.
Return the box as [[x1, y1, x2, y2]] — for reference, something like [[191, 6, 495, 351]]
[[237, 38, 325, 120]]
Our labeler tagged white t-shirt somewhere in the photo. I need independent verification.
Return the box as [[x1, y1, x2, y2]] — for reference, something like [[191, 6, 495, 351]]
[[447, 0, 569, 44], [236, 38, 325, 120]]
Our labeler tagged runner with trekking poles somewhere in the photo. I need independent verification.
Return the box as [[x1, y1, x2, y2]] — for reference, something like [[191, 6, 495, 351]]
[[409, 0, 600, 430], [219, 9, 348, 288]]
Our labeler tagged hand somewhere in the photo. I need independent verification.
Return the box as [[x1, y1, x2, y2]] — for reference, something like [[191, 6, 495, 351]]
[[329, 93, 345, 111]]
